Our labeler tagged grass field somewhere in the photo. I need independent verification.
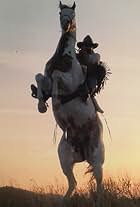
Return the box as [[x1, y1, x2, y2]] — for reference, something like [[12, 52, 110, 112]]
[[0, 177, 139, 207]]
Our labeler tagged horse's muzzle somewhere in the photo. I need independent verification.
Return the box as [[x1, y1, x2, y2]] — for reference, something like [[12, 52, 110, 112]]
[[62, 20, 71, 32]]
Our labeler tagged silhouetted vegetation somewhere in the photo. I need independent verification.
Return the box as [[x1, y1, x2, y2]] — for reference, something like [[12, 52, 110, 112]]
[[0, 177, 139, 207]]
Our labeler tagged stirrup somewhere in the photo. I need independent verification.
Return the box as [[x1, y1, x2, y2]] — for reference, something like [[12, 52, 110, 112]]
[[31, 84, 37, 98]]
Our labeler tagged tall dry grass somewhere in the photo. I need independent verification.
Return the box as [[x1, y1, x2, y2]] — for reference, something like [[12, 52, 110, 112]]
[[0, 177, 139, 207]]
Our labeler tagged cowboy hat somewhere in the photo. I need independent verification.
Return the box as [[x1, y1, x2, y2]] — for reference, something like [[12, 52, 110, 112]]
[[77, 35, 99, 49]]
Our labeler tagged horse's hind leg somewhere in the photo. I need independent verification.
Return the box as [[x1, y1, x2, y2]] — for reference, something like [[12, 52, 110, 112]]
[[93, 163, 103, 194], [64, 166, 77, 198], [58, 135, 77, 199], [87, 141, 105, 207], [93, 164, 103, 207]]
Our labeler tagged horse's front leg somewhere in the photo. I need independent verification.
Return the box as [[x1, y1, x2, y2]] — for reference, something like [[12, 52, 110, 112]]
[[35, 73, 51, 113]]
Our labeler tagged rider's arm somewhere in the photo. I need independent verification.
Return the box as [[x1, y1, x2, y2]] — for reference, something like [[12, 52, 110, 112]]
[[95, 53, 100, 64]]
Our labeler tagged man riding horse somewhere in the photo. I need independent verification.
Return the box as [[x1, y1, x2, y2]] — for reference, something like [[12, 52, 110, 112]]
[[31, 35, 109, 113], [76, 35, 108, 113]]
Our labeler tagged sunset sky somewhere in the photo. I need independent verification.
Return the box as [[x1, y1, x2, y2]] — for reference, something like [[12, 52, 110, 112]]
[[0, 0, 140, 188]]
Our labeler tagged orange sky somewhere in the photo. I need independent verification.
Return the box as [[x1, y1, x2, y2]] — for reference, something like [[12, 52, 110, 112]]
[[0, 0, 140, 189]]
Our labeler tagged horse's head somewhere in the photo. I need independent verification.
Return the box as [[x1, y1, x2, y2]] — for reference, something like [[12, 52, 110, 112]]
[[59, 1, 76, 33]]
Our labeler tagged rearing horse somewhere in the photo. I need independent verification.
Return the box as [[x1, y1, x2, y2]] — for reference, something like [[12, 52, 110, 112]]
[[35, 1, 104, 204]]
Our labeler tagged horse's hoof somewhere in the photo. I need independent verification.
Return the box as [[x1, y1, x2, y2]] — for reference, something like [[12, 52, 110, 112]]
[[38, 100, 47, 113]]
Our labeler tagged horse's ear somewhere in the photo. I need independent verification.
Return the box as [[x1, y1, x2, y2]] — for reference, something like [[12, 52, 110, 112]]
[[59, 1, 63, 9], [72, 2, 76, 10]]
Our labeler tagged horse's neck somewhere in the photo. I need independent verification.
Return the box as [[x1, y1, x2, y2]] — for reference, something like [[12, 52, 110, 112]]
[[63, 31, 76, 55], [46, 31, 77, 77], [56, 31, 77, 59], [51, 30, 85, 97]]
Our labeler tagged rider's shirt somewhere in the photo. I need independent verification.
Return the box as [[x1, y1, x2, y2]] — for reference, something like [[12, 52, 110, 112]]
[[88, 52, 100, 65], [77, 50, 101, 94], [77, 50, 100, 66]]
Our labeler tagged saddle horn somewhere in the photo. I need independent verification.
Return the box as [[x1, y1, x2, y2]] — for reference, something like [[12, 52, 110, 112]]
[[71, 2, 76, 10]]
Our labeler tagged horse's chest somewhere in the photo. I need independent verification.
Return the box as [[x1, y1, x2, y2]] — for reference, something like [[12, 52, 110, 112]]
[[53, 98, 95, 129]]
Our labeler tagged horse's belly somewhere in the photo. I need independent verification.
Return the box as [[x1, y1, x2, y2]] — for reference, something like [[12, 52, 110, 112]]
[[52, 97, 96, 129]]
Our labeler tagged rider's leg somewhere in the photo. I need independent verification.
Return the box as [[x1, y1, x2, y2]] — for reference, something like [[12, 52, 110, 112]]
[[87, 74, 104, 113]]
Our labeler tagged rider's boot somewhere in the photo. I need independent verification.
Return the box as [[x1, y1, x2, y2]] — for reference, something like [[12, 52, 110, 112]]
[[91, 96, 104, 113]]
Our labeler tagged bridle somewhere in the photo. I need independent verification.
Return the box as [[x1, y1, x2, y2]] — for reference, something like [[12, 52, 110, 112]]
[[60, 9, 76, 32]]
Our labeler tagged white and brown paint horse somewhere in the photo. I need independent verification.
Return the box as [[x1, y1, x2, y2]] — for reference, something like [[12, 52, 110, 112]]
[[35, 1, 104, 204]]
